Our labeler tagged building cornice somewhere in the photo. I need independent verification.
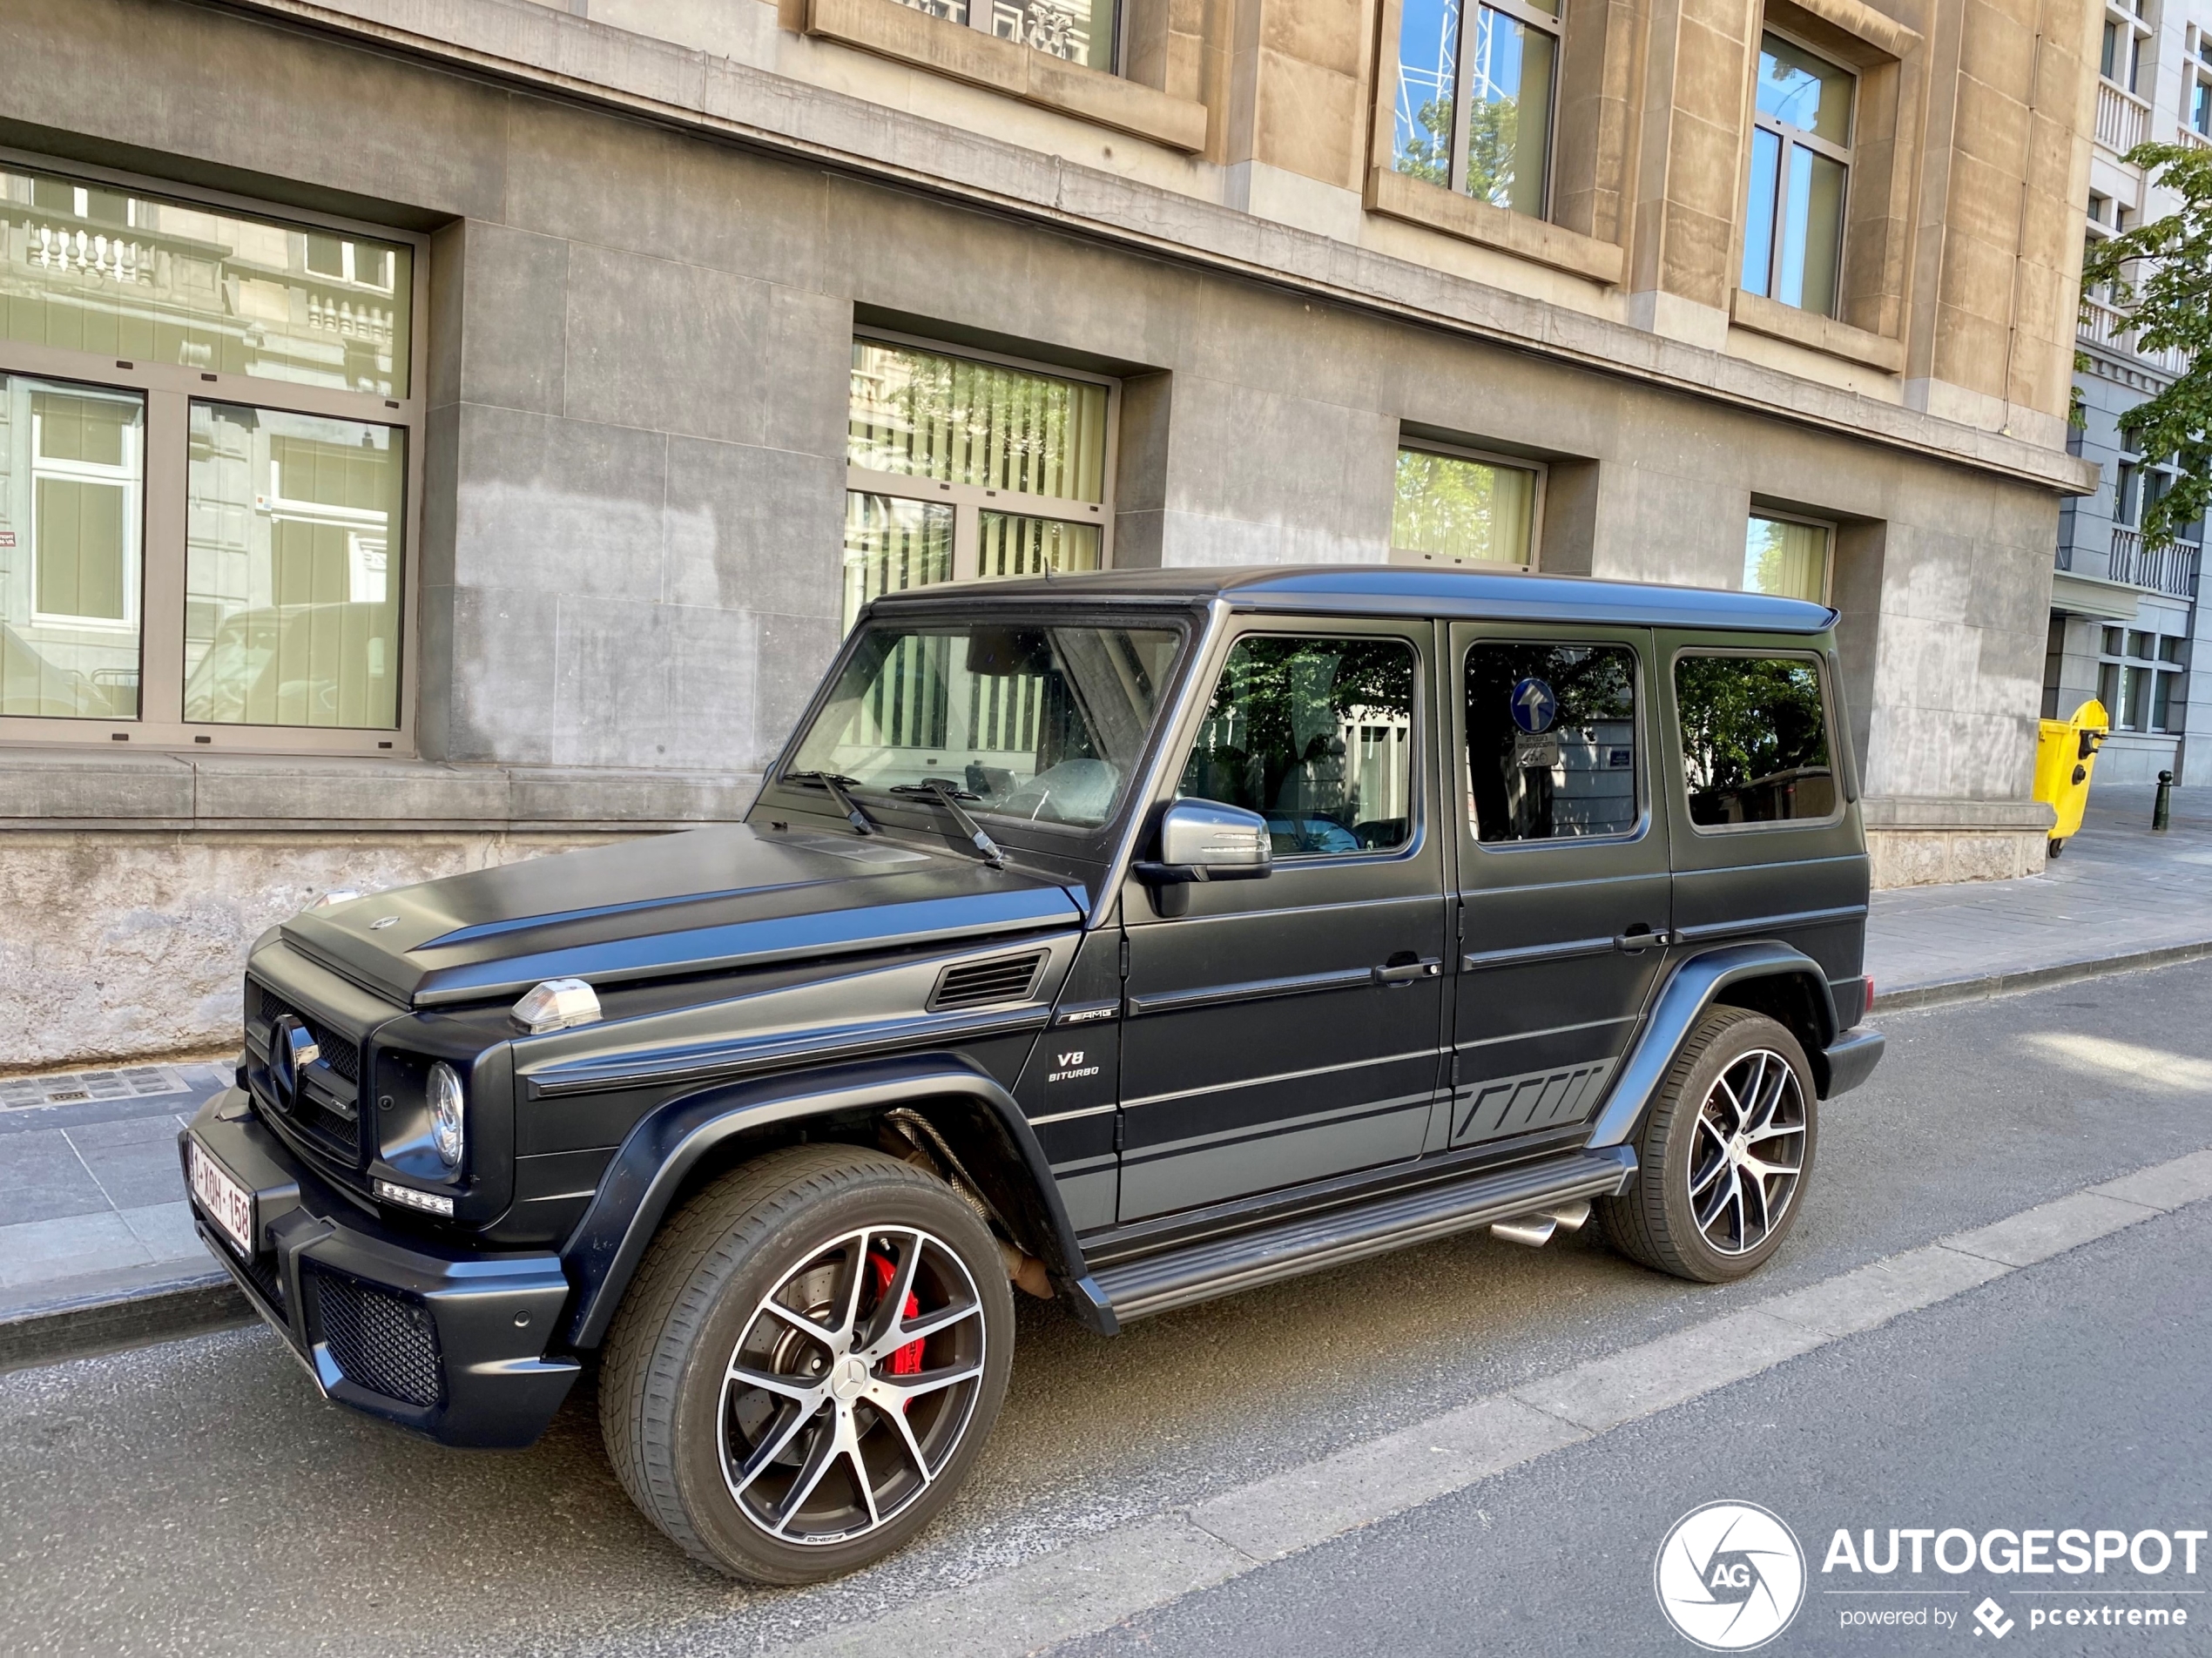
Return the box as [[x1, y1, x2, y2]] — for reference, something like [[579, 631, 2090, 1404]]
[[195, 0, 2097, 495]]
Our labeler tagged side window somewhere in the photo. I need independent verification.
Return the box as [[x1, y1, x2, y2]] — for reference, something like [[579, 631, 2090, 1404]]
[[1674, 653, 1835, 827], [1466, 642, 1640, 843], [1179, 636, 1417, 858]]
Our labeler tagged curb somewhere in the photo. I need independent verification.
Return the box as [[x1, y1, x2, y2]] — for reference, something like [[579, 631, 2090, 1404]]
[[1874, 937, 2212, 1014], [4, 940, 2209, 1378]]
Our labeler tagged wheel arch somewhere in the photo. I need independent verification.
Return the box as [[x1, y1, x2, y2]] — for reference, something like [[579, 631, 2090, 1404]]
[[1585, 942, 1840, 1149], [558, 1055, 1109, 1350]]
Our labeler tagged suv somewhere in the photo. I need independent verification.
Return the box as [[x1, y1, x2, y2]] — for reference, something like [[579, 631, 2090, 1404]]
[[182, 567, 1883, 1582]]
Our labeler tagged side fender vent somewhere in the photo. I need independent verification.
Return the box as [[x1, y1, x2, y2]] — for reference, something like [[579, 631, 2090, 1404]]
[[930, 950, 1048, 1012]]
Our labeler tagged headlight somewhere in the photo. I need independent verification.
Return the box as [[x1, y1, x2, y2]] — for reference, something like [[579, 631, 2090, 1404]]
[[428, 1061, 465, 1171]]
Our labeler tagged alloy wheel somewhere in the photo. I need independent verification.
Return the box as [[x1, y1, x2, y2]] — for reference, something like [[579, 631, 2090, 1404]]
[[1686, 1048, 1807, 1257], [717, 1226, 987, 1546]]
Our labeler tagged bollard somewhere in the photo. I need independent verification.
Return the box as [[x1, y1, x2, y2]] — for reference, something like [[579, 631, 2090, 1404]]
[[2154, 769, 2174, 832]]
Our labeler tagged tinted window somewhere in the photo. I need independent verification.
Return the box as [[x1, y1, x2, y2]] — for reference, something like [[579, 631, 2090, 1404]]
[[1179, 636, 1416, 858], [1466, 642, 1640, 843], [1674, 654, 1835, 826]]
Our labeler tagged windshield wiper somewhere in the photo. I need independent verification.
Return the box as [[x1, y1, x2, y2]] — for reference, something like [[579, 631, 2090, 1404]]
[[781, 770, 879, 837], [890, 781, 1006, 870]]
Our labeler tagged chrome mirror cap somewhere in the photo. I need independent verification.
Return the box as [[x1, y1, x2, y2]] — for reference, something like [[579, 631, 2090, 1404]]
[[513, 977, 603, 1035], [1157, 799, 1272, 874]]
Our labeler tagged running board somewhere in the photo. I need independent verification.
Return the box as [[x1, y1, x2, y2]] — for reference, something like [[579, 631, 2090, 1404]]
[[1093, 1146, 1636, 1323]]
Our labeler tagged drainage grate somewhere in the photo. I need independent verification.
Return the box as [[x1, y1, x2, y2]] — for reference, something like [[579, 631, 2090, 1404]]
[[0, 1066, 191, 1111]]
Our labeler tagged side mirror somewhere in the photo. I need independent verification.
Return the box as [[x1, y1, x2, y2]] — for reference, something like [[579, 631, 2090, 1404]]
[[1134, 800, 1271, 915]]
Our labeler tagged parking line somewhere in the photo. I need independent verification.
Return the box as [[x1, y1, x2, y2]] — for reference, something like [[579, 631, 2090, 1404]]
[[773, 1146, 2212, 1658]]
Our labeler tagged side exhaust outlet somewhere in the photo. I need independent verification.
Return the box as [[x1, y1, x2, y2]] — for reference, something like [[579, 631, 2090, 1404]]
[[1490, 1200, 1593, 1248]]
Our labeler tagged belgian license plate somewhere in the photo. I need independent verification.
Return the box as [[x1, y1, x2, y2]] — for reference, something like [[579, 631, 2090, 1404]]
[[188, 1137, 254, 1257]]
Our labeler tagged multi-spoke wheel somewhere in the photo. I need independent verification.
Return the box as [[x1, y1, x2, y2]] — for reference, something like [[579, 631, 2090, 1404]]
[[1599, 1007, 1819, 1283], [600, 1145, 1015, 1582]]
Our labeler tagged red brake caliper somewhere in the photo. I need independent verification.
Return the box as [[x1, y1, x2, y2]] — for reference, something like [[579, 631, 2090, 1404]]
[[867, 1250, 927, 1380]]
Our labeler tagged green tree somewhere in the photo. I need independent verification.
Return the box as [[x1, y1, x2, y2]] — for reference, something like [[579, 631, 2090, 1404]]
[[2079, 141, 2212, 550]]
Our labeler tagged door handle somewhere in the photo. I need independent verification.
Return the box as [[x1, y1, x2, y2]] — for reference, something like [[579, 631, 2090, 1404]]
[[1373, 956, 1444, 985], [1613, 927, 1671, 953]]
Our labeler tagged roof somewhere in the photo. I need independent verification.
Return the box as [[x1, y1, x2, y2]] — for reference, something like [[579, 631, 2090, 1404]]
[[872, 564, 1838, 634]]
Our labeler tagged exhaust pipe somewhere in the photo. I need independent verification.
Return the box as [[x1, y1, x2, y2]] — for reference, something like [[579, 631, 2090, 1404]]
[[1490, 1200, 1594, 1249]]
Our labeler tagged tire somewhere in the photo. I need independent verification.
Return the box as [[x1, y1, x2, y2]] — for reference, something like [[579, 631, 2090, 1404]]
[[1598, 1007, 1817, 1284], [600, 1143, 1015, 1583]]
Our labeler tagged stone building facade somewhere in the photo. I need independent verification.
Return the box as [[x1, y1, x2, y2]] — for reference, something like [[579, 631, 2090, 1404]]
[[0, 0, 2100, 1068]]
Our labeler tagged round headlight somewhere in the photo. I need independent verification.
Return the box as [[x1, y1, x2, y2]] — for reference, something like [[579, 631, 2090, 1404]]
[[428, 1061, 465, 1171]]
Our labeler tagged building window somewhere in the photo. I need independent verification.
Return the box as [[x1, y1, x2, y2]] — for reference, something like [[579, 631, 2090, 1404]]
[[1393, 0, 1562, 218], [891, 0, 1117, 70], [2101, 0, 2150, 94], [2098, 628, 2187, 733], [1742, 31, 1854, 319], [1743, 511, 1832, 603], [0, 161, 419, 747], [2193, 76, 2212, 135], [1392, 444, 1542, 568], [843, 335, 1113, 630]]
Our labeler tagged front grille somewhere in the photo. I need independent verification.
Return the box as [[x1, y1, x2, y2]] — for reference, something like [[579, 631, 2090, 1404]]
[[310, 1270, 444, 1409], [251, 982, 365, 1163], [256, 985, 360, 1084], [930, 950, 1047, 1011]]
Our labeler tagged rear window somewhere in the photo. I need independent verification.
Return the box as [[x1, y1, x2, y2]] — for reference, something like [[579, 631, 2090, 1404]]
[[1673, 653, 1836, 827]]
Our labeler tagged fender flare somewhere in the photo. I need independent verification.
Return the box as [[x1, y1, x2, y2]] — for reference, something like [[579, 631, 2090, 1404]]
[[558, 1055, 1114, 1348], [1585, 942, 1840, 1148]]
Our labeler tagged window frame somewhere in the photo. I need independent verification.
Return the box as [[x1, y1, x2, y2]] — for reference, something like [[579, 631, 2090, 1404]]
[[844, 327, 1118, 610], [1742, 506, 1836, 604], [1460, 633, 1649, 853], [0, 146, 428, 757], [1668, 644, 1846, 836], [2097, 628, 2187, 734], [1393, 0, 1566, 218], [1391, 439, 1548, 570], [1743, 26, 1857, 320]]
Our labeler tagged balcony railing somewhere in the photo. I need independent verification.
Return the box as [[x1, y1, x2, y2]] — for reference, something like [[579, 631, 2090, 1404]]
[[2097, 79, 2150, 152], [2109, 527, 2202, 599], [2181, 125, 2212, 152], [2079, 293, 2189, 374]]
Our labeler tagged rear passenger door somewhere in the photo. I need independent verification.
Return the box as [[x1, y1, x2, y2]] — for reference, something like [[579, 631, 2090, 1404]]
[[1656, 637, 1869, 999], [1446, 625, 1671, 1147]]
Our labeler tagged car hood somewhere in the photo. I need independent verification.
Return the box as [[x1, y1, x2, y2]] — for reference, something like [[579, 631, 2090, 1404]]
[[278, 825, 1084, 1008]]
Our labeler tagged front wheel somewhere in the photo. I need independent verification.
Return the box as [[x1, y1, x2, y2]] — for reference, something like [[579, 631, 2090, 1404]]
[[1598, 1007, 1817, 1283], [600, 1144, 1015, 1583]]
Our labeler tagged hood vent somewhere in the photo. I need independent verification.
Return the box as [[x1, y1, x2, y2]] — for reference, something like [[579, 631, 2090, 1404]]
[[930, 951, 1047, 1012]]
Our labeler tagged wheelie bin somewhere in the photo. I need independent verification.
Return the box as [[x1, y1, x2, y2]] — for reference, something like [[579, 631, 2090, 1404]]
[[2033, 697, 2108, 858]]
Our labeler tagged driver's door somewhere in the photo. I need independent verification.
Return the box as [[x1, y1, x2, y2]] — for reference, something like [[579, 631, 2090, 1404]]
[[1114, 620, 1449, 1222]]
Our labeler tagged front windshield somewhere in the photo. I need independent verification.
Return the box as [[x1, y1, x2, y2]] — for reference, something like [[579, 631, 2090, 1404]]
[[786, 621, 1184, 830]]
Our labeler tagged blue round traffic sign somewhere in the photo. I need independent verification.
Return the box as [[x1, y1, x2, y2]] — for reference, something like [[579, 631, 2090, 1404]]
[[1509, 677, 1557, 734]]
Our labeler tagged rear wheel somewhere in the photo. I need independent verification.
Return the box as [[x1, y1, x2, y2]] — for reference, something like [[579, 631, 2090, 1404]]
[[600, 1143, 1015, 1583], [1598, 1007, 1817, 1284]]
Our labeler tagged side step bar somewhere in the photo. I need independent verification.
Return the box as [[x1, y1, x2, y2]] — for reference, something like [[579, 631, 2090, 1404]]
[[1093, 1146, 1636, 1323]]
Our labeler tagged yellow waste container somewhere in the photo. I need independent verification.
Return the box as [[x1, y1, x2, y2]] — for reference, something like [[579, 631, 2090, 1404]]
[[2033, 697, 2109, 857]]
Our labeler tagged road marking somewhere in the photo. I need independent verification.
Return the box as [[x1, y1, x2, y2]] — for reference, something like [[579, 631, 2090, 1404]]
[[773, 1146, 2212, 1658]]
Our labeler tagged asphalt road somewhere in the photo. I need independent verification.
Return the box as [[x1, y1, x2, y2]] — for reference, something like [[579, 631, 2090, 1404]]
[[3, 960, 2210, 1658]]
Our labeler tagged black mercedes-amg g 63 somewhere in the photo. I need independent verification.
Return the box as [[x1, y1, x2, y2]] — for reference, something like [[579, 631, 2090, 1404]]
[[183, 566, 1882, 1582]]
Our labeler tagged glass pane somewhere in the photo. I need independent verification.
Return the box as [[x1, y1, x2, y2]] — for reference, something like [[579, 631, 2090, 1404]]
[[1466, 642, 1639, 841], [842, 491, 954, 630], [1395, 0, 1461, 184], [2124, 664, 2151, 731], [1674, 655, 1835, 826], [1179, 637, 1418, 857], [1743, 515, 1830, 602], [2127, 630, 2152, 658], [848, 340, 1108, 502], [184, 401, 404, 729], [1777, 145, 1847, 315], [977, 511, 1102, 580], [0, 376, 144, 718], [1757, 32, 1852, 144], [989, 0, 1114, 70], [2158, 636, 2185, 664], [787, 623, 1182, 829], [1742, 127, 1782, 297], [1465, 6, 1557, 217], [2152, 668, 2176, 731], [0, 165, 410, 397], [1393, 448, 1536, 564], [2102, 625, 2124, 656]]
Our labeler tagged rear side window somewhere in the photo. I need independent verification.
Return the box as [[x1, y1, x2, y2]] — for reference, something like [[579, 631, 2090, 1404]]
[[1179, 635, 1416, 857], [1674, 653, 1836, 827], [1465, 642, 1640, 843]]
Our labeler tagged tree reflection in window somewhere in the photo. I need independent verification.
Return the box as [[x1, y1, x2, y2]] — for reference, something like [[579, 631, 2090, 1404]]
[[1674, 655, 1835, 826]]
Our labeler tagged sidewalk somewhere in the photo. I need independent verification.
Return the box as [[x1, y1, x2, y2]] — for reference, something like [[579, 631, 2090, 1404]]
[[3, 783, 2208, 1371]]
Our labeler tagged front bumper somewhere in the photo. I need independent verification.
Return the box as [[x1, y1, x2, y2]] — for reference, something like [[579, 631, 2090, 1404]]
[[181, 1090, 579, 1448]]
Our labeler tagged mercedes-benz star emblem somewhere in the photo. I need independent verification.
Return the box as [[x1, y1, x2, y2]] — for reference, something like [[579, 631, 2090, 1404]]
[[268, 1014, 321, 1111]]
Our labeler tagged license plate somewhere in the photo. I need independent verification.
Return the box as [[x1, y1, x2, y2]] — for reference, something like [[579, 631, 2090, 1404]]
[[188, 1137, 254, 1257]]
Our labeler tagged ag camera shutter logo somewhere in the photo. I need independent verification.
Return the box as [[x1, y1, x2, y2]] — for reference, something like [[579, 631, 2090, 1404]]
[[1655, 1501, 1807, 1650]]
